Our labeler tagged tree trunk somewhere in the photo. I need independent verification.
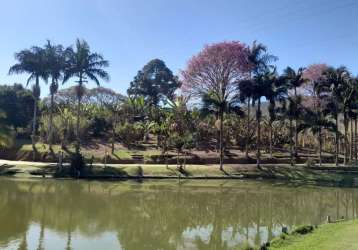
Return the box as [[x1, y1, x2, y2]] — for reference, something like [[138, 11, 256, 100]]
[[335, 113, 339, 166], [269, 121, 273, 158], [111, 127, 115, 154], [294, 87, 298, 160], [344, 113, 349, 165], [350, 118, 354, 162], [245, 97, 250, 158], [75, 77, 83, 154], [318, 128, 322, 167], [289, 118, 294, 166], [256, 99, 261, 168], [355, 117, 357, 163], [32, 77, 40, 161], [48, 91, 55, 152], [219, 109, 224, 171], [32, 97, 37, 161]]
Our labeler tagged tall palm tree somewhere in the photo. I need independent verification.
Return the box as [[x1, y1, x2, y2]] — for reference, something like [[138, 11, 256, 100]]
[[278, 96, 303, 166], [318, 66, 351, 166], [44, 40, 65, 151], [240, 41, 277, 159], [63, 39, 109, 154], [282, 67, 306, 160], [9, 46, 48, 160], [265, 74, 287, 158], [339, 76, 356, 165], [201, 91, 243, 170], [251, 69, 277, 167]]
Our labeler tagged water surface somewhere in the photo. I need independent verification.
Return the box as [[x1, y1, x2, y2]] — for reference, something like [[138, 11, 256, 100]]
[[0, 177, 357, 250]]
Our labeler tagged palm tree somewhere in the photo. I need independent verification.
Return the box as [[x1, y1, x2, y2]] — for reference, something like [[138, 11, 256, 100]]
[[282, 67, 306, 160], [9, 46, 48, 160], [63, 39, 109, 153], [251, 69, 277, 167], [318, 66, 351, 166], [265, 74, 287, 158], [339, 76, 356, 165], [44, 40, 65, 151], [240, 41, 277, 159], [299, 109, 334, 166], [201, 91, 243, 170], [278, 96, 302, 166]]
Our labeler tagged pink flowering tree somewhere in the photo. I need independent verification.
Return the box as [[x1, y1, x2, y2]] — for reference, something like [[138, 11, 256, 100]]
[[302, 64, 328, 109], [181, 41, 250, 170]]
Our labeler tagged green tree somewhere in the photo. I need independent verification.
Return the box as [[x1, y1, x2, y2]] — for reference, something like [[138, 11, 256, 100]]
[[0, 84, 33, 131], [251, 69, 277, 167], [9, 46, 48, 160], [63, 39, 109, 154], [240, 41, 278, 159], [44, 40, 66, 151], [318, 66, 351, 166], [127, 59, 180, 106], [299, 109, 334, 166], [282, 66, 307, 160], [0, 111, 14, 148]]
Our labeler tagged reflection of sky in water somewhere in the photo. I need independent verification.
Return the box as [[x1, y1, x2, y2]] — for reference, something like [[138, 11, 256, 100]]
[[1, 223, 122, 250]]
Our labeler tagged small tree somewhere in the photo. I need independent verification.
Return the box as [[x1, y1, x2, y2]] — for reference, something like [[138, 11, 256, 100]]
[[181, 41, 250, 170]]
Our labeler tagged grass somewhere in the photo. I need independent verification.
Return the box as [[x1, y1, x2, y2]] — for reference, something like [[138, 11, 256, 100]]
[[15, 140, 162, 162], [269, 220, 358, 250], [1, 158, 357, 186]]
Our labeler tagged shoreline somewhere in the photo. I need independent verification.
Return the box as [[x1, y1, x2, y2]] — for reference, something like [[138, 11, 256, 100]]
[[1, 159, 358, 187]]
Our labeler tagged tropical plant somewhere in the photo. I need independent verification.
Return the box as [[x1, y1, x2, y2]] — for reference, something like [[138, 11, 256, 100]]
[[43, 40, 66, 150], [282, 66, 307, 160], [63, 39, 109, 154], [299, 109, 334, 166], [318, 66, 351, 165], [9, 46, 48, 159], [239, 41, 277, 166]]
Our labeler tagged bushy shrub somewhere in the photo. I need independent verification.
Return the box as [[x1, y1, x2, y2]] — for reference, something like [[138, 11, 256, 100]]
[[293, 225, 314, 235], [116, 122, 145, 147]]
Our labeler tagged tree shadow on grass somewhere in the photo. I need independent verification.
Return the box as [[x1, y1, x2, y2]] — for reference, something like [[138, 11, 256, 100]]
[[0, 164, 18, 175], [178, 166, 191, 177]]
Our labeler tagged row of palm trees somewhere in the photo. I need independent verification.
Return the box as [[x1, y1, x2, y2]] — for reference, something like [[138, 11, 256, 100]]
[[238, 42, 357, 167], [9, 39, 109, 159]]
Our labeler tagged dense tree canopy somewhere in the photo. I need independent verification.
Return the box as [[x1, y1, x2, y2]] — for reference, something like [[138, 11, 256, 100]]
[[127, 59, 180, 106], [0, 84, 33, 130]]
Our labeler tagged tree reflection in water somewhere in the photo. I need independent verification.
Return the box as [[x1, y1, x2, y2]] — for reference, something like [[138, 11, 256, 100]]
[[0, 178, 357, 250]]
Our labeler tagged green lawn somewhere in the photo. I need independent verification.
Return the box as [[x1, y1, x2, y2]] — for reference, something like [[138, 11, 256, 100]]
[[270, 220, 358, 250]]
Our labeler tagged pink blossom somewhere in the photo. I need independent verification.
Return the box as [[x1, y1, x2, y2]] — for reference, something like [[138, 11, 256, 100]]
[[181, 41, 250, 99], [303, 64, 328, 82]]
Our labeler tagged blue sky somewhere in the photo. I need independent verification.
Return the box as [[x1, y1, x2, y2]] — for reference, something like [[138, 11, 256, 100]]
[[1, 0, 358, 96]]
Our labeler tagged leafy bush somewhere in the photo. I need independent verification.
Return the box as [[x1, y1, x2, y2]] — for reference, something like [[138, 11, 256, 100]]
[[293, 225, 314, 235], [116, 122, 145, 147]]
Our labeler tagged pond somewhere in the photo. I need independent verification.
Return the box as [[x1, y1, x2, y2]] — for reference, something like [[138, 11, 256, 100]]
[[0, 177, 357, 250]]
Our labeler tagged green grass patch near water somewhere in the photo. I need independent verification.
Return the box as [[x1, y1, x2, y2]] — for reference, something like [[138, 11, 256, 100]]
[[269, 220, 358, 250]]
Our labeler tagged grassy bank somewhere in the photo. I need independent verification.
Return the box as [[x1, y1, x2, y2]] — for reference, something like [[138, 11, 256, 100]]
[[1, 159, 358, 186], [1, 139, 344, 165], [268, 220, 358, 250]]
